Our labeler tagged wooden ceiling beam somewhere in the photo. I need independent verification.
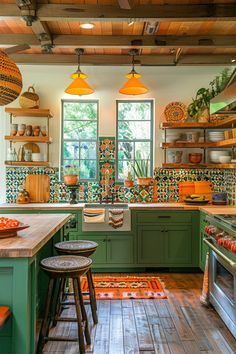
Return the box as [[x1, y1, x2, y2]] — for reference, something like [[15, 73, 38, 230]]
[[1, 4, 235, 21], [1, 34, 236, 49], [9, 53, 236, 66]]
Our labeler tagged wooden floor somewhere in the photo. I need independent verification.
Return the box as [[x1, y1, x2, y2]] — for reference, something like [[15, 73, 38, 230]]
[[42, 273, 236, 354]]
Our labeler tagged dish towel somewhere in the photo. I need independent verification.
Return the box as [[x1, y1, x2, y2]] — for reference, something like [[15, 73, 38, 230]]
[[109, 209, 124, 229], [83, 208, 105, 223], [200, 252, 210, 306]]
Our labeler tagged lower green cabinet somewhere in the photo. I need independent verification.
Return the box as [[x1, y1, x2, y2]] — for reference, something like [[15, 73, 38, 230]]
[[165, 225, 192, 265], [79, 234, 134, 267], [138, 225, 165, 265]]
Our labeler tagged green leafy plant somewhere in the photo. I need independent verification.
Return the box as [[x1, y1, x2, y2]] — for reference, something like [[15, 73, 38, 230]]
[[63, 164, 80, 175], [125, 171, 134, 181], [131, 151, 150, 178], [187, 68, 232, 119]]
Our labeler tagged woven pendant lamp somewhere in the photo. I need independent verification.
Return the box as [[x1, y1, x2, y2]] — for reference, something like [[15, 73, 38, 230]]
[[0, 50, 22, 106], [119, 49, 148, 95]]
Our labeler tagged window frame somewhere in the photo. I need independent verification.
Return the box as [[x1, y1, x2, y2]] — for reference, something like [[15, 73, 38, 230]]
[[116, 99, 154, 182], [61, 99, 99, 182]]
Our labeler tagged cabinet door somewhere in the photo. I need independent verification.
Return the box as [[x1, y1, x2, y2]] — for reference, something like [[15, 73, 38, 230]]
[[137, 225, 165, 265], [107, 235, 134, 264], [165, 225, 192, 265], [78, 235, 107, 265]]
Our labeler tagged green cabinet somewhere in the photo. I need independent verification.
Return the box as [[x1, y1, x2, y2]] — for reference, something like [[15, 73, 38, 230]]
[[79, 234, 134, 267], [138, 225, 165, 265], [165, 225, 192, 265]]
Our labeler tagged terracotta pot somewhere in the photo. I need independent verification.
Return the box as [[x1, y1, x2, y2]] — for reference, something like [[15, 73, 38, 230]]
[[137, 177, 152, 186], [189, 153, 203, 164], [124, 179, 134, 188], [64, 175, 78, 185]]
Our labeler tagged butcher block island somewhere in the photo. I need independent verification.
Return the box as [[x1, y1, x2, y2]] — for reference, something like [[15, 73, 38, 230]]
[[0, 213, 71, 354]]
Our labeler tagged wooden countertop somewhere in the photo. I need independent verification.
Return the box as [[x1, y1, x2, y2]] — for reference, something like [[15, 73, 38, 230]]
[[201, 206, 236, 215], [0, 202, 236, 211], [0, 214, 71, 258], [0, 202, 236, 210]]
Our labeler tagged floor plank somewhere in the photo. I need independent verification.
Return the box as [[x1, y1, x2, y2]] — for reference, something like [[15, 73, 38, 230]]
[[40, 273, 236, 354]]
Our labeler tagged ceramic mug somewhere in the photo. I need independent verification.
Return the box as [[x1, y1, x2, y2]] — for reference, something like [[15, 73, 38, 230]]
[[24, 149, 32, 162], [10, 123, 18, 136], [41, 126, 47, 136], [18, 123, 26, 136], [25, 125, 33, 136], [33, 125, 40, 136]]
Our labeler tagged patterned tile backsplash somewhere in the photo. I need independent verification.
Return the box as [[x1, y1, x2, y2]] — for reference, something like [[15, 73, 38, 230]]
[[5, 136, 236, 204]]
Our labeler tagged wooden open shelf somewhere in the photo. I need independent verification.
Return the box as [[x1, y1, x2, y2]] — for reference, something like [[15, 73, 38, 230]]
[[161, 115, 236, 129], [5, 161, 50, 167], [161, 138, 236, 149], [5, 108, 53, 118], [5, 136, 52, 143], [163, 163, 236, 169]]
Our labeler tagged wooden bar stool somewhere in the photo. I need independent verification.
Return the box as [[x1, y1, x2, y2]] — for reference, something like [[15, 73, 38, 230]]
[[37, 255, 92, 354], [54, 240, 98, 324]]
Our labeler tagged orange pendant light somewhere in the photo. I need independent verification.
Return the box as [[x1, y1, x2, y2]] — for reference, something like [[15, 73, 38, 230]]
[[119, 49, 148, 95], [65, 48, 94, 96]]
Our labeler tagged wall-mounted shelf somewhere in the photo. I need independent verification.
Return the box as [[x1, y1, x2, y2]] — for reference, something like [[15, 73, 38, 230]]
[[163, 163, 236, 169], [5, 108, 53, 118], [161, 115, 236, 129], [5, 136, 52, 143], [161, 138, 236, 149], [5, 161, 50, 167], [5, 107, 53, 167]]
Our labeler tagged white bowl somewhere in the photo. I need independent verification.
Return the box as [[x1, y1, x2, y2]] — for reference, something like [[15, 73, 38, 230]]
[[219, 156, 231, 163], [32, 153, 43, 161]]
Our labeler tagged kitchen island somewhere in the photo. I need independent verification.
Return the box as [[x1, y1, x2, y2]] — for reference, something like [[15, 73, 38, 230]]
[[0, 213, 71, 354]]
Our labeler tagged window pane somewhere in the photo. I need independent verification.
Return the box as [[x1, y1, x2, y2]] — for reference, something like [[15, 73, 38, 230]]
[[64, 102, 97, 120], [135, 142, 151, 159], [118, 142, 134, 160], [118, 160, 133, 180], [80, 160, 96, 179], [64, 121, 97, 140], [118, 102, 151, 121], [64, 142, 80, 160], [80, 142, 96, 159], [62, 100, 98, 180], [118, 121, 150, 140]]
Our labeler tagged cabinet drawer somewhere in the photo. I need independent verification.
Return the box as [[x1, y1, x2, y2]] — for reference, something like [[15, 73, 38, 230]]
[[136, 211, 192, 224]]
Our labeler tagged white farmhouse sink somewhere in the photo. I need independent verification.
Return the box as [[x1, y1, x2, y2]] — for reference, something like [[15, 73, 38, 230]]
[[82, 203, 131, 232]]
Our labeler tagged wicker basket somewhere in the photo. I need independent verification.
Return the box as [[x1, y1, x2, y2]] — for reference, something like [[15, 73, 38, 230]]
[[0, 51, 22, 106], [19, 86, 40, 109]]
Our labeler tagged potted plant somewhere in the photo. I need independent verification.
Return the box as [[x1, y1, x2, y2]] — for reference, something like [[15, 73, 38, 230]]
[[187, 68, 231, 122], [124, 171, 134, 188], [131, 152, 152, 186], [63, 164, 79, 185]]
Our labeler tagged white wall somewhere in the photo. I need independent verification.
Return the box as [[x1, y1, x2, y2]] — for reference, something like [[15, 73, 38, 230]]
[[0, 64, 230, 202]]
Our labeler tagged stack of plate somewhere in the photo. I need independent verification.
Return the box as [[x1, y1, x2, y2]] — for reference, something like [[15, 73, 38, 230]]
[[164, 132, 180, 143], [208, 131, 224, 142], [209, 150, 230, 163]]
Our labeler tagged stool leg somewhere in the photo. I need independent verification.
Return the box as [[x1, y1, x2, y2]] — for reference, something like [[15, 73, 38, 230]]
[[87, 268, 97, 311], [87, 269, 98, 324], [77, 277, 91, 345], [52, 277, 65, 327], [37, 278, 55, 354], [72, 278, 86, 354]]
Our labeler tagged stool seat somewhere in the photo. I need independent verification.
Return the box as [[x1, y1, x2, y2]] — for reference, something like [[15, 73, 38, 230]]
[[41, 255, 92, 273], [55, 240, 98, 257]]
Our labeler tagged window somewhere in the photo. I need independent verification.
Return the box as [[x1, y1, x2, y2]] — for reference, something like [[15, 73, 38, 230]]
[[61, 100, 98, 180], [116, 100, 153, 180]]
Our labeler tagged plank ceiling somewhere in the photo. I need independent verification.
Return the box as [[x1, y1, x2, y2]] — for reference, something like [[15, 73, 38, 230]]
[[0, 0, 236, 65]]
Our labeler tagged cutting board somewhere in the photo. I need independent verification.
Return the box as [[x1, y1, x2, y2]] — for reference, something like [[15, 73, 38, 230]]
[[25, 174, 50, 203]]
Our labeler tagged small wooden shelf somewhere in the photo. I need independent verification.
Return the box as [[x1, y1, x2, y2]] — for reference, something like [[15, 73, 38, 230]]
[[163, 163, 236, 169], [161, 115, 236, 129], [5, 161, 50, 166], [5, 136, 52, 143], [161, 137, 236, 149], [5, 108, 53, 118]]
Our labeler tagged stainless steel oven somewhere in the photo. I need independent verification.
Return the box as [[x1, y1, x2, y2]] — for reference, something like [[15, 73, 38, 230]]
[[204, 214, 236, 338]]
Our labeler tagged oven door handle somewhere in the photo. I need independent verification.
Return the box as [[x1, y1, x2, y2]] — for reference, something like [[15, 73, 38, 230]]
[[204, 237, 236, 268]]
